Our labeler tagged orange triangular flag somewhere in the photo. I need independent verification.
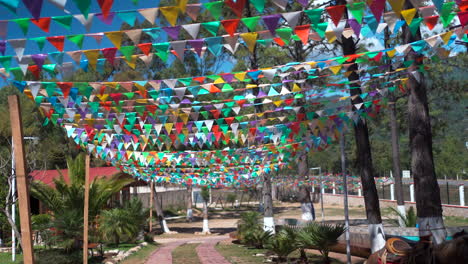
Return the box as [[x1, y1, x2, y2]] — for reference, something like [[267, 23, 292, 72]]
[[221, 19, 240, 37], [294, 24, 310, 45]]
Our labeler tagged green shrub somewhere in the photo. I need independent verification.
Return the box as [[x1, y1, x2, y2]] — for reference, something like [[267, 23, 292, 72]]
[[295, 222, 345, 263], [23, 249, 82, 264], [265, 229, 297, 263], [99, 208, 139, 246], [243, 229, 273, 249], [237, 211, 262, 243], [387, 206, 417, 227], [226, 193, 237, 206]]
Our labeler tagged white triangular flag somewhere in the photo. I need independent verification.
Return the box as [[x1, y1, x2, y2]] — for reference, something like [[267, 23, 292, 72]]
[[272, 0, 287, 10], [138, 8, 158, 24], [125, 29, 142, 45], [262, 69, 276, 81], [9, 39, 26, 60], [74, 13, 95, 32], [66, 50, 82, 64], [171, 40, 186, 61], [182, 23, 200, 39], [282, 11, 301, 28], [27, 81, 41, 98]]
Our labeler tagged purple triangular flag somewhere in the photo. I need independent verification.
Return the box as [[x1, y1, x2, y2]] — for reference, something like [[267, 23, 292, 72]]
[[163, 26, 181, 40], [348, 19, 361, 37], [262, 14, 282, 36], [222, 73, 234, 82], [23, 0, 43, 19], [0, 40, 5, 55], [31, 54, 47, 68], [188, 39, 204, 56], [96, 12, 115, 25], [296, 0, 308, 7]]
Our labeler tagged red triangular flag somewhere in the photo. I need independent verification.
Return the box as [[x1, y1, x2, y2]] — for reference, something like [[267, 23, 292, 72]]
[[138, 43, 152, 55], [424, 15, 439, 30], [209, 84, 220, 93], [46, 36, 65, 52], [57, 82, 73, 98], [221, 19, 240, 37], [31, 17, 51, 33], [98, 0, 114, 18], [458, 11, 468, 27], [326, 5, 346, 26], [101, 47, 118, 65], [28, 65, 41, 79], [225, 0, 246, 18], [294, 24, 310, 45]]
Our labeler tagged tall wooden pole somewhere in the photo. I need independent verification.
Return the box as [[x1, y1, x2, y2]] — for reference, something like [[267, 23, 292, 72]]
[[8, 95, 34, 264], [149, 180, 154, 232], [83, 155, 90, 264]]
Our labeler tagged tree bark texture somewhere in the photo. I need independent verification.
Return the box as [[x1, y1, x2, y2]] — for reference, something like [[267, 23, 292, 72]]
[[151, 185, 171, 233], [186, 185, 193, 222], [402, 0, 445, 243], [297, 154, 315, 221]]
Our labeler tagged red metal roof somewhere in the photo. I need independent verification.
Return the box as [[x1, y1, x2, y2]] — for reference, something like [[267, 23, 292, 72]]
[[30, 167, 120, 187]]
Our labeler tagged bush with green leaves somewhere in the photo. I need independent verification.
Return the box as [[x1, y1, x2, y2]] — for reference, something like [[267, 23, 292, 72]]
[[243, 229, 273, 249], [295, 222, 345, 263], [226, 193, 237, 207], [31, 214, 55, 248], [386, 206, 417, 227], [99, 208, 139, 246], [265, 229, 297, 263], [237, 211, 262, 243]]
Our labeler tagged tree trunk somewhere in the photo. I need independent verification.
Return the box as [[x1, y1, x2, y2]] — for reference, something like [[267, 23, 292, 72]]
[[152, 185, 171, 233], [389, 96, 406, 226], [186, 185, 193, 222], [402, 0, 445, 244], [1, 208, 22, 250], [336, 0, 385, 252], [262, 173, 275, 233], [297, 154, 315, 221], [202, 201, 210, 234]]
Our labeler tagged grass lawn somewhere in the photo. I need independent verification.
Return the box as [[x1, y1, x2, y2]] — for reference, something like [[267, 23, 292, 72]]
[[172, 243, 201, 264], [120, 243, 159, 264], [0, 253, 22, 264], [444, 216, 468, 227], [215, 243, 267, 264]]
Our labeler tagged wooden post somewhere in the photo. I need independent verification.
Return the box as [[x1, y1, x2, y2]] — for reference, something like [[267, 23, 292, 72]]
[[149, 180, 154, 232], [83, 155, 90, 264], [8, 95, 34, 264]]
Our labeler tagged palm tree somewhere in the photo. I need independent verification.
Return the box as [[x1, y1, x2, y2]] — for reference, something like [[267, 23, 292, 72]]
[[98, 208, 138, 246], [265, 229, 297, 263], [30, 153, 133, 251], [295, 222, 345, 264]]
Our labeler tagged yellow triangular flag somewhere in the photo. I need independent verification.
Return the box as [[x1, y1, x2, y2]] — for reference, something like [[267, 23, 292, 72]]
[[388, 0, 405, 16], [401, 8, 417, 25], [213, 77, 225, 84], [329, 65, 342, 75], [125, 55, 138, 69], [177, 0, 188, 13], [240, 32, 258, 53], [386, 49, 396, 58], [105, 31, 123, 49], [234, 72, 247, 81], [179, 113, 189, 124], [160, 6, 180, 26], [292, 83, 301, 92], [83, 49, 100, 68], [165, 123, 174, 133], [325, 31, 336, 43], [440, 31, 453, 45], [246, 84, 257, 89]]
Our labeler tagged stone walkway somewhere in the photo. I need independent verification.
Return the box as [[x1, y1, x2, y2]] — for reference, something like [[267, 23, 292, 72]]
[[145, 236, 229, 264], [196, 237, 231, 264]]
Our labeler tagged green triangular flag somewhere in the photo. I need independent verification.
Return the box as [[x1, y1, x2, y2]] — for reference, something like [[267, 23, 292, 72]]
[[347, 2, 365, 24], [257, 39, 272, 46], [241, 16, 260, 31], [31, 37, 46, 51], [222, 83, 233, 92], [42, 64, 56, 75], [0, 56, 12, 72], [72, 0, 91, 18], [67, 34, 85, 48], [154, 42, 170, 62], [52, 15, 73, 30], [43, 83, 57, 97], [120, 46, 135, 61], [12, 18, 29, 35], [204, 1, 223, 20], [441, 12, 456, 28], [201, 21, 220, 36], [276, 28, 292, 45], [312, 22, 328, 38], [10, 67, 23, 81], [409, 18, 422, 36], [304, 8, 323, 25], [251, 0, 265, 13]]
